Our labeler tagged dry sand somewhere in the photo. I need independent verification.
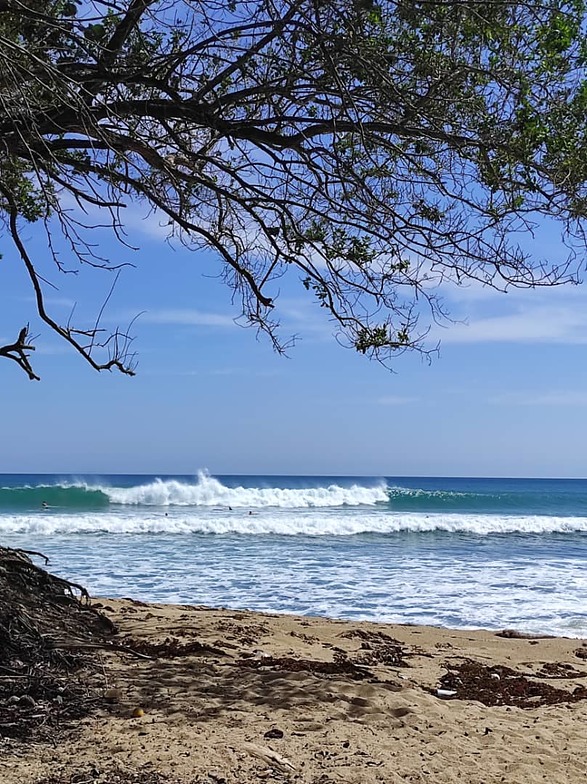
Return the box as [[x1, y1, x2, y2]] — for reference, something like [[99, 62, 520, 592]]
[[1, 598, 587, 784]]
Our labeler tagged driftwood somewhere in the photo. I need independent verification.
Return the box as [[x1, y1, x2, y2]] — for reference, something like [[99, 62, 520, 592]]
[[241, 742, 296, 774], [0, 546, 116, 740], [495, 629, 556, 640]]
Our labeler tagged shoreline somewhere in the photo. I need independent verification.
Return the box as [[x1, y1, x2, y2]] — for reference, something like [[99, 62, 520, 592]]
[[106, 598, 587, 641], [1, 598, 587, 783]]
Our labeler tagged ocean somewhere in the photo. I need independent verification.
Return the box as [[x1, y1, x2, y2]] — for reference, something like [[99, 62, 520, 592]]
[[1, 472, 586, 637]]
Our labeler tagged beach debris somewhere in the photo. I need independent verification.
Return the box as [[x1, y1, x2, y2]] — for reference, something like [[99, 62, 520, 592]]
[[34, 766, 176, 783], [436, 689, 458, 699], [574, 646, 587, 660], [104, 687, 123, 703], [122, 598, 150, 607], [242, 741, 296, 774], [119, 635, 230, 659], [131, 706, 145, 718], [0, 545, 116, 741], [289, 630, 320, 643], [435, 659, 587, 708], [264, 728, 284, 739], [534, 662, 586, 679], [252, 649, 272, 659], [495, 629, 555, 639], [92, 602, 115, 613], [17, 693, 37, 708], [214, 619, 270, 646], [338, 628, 410, 667]]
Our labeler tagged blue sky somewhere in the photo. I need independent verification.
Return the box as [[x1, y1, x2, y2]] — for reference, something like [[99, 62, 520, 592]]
[[2, 203, 587, 477]]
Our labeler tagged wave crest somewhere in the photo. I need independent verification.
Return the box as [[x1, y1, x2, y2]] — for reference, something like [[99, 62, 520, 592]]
[[1, 511, 587, 536], [105, 472, 388, 508]]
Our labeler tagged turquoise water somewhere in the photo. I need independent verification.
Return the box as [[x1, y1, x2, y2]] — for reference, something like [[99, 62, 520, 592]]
[[1, 472, 586, 636]]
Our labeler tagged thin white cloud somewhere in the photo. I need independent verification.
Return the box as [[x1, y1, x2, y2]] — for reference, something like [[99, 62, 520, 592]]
[[121, 205, 173, 241], [18, 295, 77, 310], [141, 309, 236, 327], [279, 306, 331, 338], [58, 188, 172, 242], [435, 303, 587, 345], [44, 296, 77, 310], [35, 342, 74, 356], [489, 391, 587, 407], [440, 279, 516, 305]]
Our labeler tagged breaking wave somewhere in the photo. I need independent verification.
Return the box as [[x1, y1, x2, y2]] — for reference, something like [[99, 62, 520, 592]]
[[3, 473, 587, 524], [0, 472, 387, 510], [1, 510, 587, 536]]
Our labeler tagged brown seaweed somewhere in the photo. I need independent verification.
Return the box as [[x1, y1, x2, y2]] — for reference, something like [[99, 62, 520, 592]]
[[437, 659, 587, 708]]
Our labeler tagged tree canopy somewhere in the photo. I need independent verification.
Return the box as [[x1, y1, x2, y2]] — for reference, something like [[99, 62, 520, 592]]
[[1, 0, 587, 379]]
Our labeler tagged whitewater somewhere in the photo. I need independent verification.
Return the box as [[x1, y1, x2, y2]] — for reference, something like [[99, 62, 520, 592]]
[[1, 472, 586, 637]]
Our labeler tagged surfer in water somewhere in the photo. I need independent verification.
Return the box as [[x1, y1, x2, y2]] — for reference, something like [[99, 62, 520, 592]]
[[41, 501, 49, 509]]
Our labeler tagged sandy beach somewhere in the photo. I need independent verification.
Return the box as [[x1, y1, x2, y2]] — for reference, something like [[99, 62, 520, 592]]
[[1, 598, 587, 784]]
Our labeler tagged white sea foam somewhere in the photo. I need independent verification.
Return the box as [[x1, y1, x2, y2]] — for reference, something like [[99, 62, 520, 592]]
[[4, 521, 587, 638], [2, 509, 587, 535], [102, 472, 389, 508]]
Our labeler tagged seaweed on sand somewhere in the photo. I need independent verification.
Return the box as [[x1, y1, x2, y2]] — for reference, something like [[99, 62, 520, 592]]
[[119, 636, 230, 659], [338, 628, 410, 667], [437, 659, 587, 708], [0, 546, 116, 740], [35, 768, 179, 784]]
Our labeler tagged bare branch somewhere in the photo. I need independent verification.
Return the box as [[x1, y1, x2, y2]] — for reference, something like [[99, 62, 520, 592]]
[[0, 325, 40, 381], [0, 181, 137, 379]]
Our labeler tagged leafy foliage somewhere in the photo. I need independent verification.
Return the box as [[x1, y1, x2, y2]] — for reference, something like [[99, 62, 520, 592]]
[[1, 0, 587, 377]]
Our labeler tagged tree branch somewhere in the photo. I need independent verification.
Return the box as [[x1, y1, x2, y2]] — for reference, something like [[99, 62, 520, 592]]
[[0, 181, 137, 379], [0, 326, 40, 380]]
